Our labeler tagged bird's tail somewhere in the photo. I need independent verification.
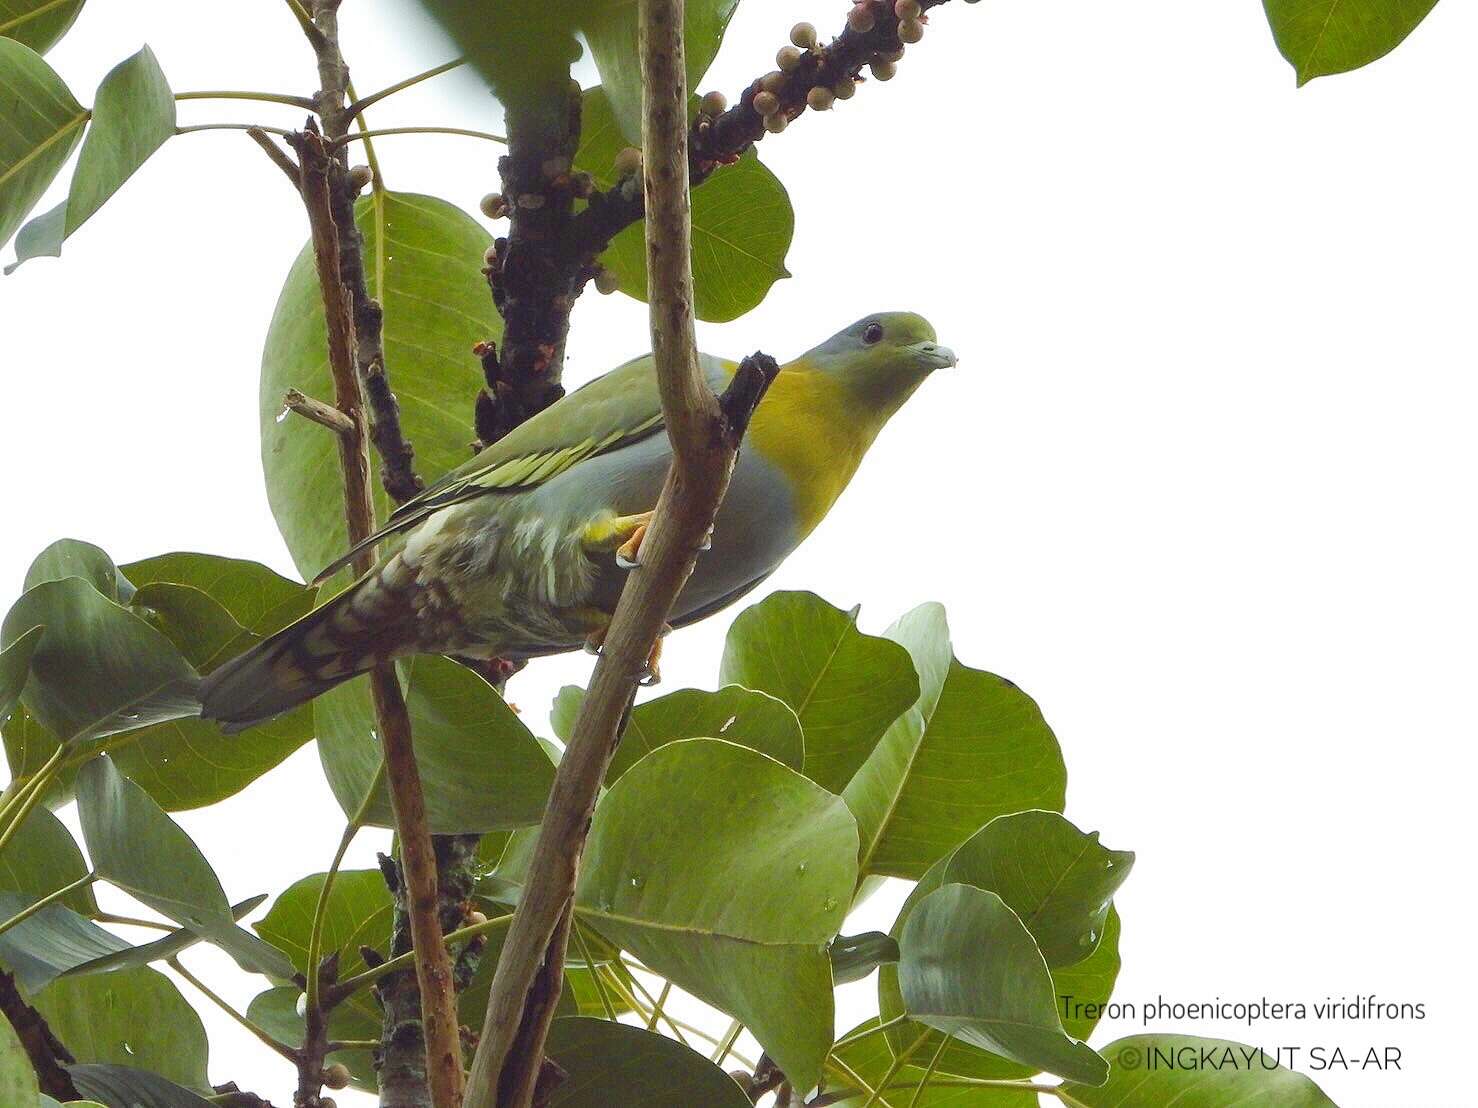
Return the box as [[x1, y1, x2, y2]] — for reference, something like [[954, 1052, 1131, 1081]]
[[200, 558, 420, 733]]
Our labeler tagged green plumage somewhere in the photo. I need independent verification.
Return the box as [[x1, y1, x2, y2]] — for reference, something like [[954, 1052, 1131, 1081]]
[[201, 312, 955, 731]]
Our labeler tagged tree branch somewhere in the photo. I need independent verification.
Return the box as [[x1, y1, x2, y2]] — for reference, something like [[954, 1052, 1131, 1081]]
[[0, 969, 78, 1098], [462, 2, 781, 1104], [478, 0, 954, 434], [287, 121, 459, 1108]]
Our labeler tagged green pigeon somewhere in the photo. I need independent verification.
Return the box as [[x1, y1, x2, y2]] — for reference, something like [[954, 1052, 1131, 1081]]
[[201, 311, 956, 731]]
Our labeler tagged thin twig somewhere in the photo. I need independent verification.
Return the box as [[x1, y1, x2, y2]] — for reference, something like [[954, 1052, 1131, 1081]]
[[283, 388, 355, 435], [168, 957, 299, 1063], [245, 126, 303, 187], [334, 125, 508, 146]]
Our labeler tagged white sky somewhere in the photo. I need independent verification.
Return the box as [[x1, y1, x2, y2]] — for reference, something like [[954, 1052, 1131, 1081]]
[[4, 1, 1476, 1105]]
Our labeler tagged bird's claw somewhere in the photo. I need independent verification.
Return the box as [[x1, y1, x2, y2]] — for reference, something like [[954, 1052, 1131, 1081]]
[[697, 528, 713, 553], [615, 550, 640, 570]]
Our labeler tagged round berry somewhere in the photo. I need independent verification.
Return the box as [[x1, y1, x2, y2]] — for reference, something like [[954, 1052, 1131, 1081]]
[[848, 3, 876, 33], [479, 192, 506, 219], [467, 910, 489, 926], [347, 165, 373, 191], [807, 86, 835, 111], [764, 112, 788, 133], [776, 45, 803, 72], [791, 22, 818, 49], [594, 269, 619, 294], [323, 1063, 352, 1090], [870, 59, 897, 81], [483, 244, 499, 267], [700, 90, 728, 115], [898, 17, 924, 43], [833, 78, 857, 100], [896, 0, 922, 17], [753, 90, 780, 116]]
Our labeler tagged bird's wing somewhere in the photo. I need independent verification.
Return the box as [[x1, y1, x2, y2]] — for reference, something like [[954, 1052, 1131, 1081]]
[[312, 352, 735, 584]]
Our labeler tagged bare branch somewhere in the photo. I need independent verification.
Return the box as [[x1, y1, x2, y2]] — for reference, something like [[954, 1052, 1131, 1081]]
[[283, 388, 355, 435], [463, 2, 782, 1104]]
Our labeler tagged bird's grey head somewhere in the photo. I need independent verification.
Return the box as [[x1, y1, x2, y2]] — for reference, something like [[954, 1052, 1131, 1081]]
[[805, 311, 958, 415]]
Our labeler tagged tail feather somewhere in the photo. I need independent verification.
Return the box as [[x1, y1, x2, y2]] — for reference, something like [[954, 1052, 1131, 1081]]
[[200, 562, 419, 733]]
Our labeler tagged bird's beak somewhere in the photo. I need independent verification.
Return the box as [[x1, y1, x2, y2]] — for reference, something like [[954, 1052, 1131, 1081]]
[[908, 340, 958, 370]]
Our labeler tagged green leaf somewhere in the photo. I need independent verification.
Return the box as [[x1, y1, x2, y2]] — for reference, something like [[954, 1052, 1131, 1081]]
[[261, 190, 497, 580], [937, 810, 1132, 968], [552, 684, 804, 782], [0, 0, 84, 54], [0, 1009, 37, 1104], [129, 583, 251, 673], [24, 539, 132, 601], [0, 893, 127, 993], [1060, 1034, 1338, 1106], [254, 869, 394, 1044], [830, 931, 899, 985], [0, 624, 41, 722], [76, 757, 293, 979], [845, 603, 1067, 880], [70, 1065, 216, 1108], [1, 579, 198, 742], [573, 87, 793, 322], [33, 967, 209, 1088], [545, 1017, 751, 1108], [576, 738, 858, 1091], [317, 655, 555, 834], [63, 895, 266, 980], [720, 591, 919, 793], [7, 45, 174, 270], [1263, 0, 1440, 84], [120, 552, 315, 635], [898, 883, 1107, 1085], [248, 985, 380, 1093], [829, 1017, 1040, 1106], [579, 0, 739, 143], [0, 37, 84, 250], [0, 798, 96, 914]]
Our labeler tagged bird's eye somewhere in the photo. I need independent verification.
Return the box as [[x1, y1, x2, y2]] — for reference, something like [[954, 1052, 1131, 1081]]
[[862, 321, 884, 344]]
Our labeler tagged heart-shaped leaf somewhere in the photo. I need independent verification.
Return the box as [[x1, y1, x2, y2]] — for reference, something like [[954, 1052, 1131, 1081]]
[[720, 592, 919, 793], [0, 0, 84, 54], [0, 893, 127, 993], [2, 579, 199, 742], [0, 37, 84, 250], [8, 45, 174, 270], [576, 738, 858, 1091], [552, 684, 804, 782], [33, 966, 209, 1088], [317, 655, 555, 834], [545, 1017, 752, 1107], [0, 796, 95, 914], [261, 190, 497, 579], [845, 603, 1067, 880], [76, 757, 292, 978], [1059, 1034, 1338, 1105], [1262, 0, 1440, 85], [897, 883, 1107, 1085], [574, 87, 792, 323]]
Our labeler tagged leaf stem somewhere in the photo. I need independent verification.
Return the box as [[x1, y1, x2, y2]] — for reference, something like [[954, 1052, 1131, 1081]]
[[860, 1029, 931, 1108], [176, 123, 293, 137], [711, 1018, 743, 1065], [0, 871, 97, 936], [645, 979, 671, 1032], [334, 912, 512, 996], [831, 1014, 908, 1055], [346, 58, 466, 120], [94, 912, 174, 931], [619, 961, 689, 1047], [176, 90, 316, 109], [168, 956, 298, 1062], [906, 1035, 950, 1108], [333, 126, 508, 147], [0, 744, 68, 859], [570, 921, 618, 1021]]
